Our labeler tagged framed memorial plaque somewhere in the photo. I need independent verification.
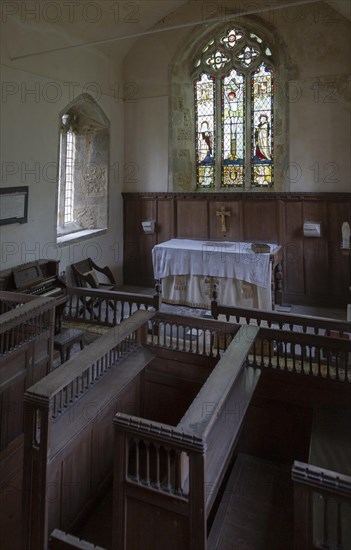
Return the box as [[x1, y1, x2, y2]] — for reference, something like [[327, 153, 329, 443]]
[[0, 187, 28, 225]]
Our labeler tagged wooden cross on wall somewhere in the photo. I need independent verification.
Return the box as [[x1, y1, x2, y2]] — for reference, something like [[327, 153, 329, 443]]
[[216, 206, 231, 233]]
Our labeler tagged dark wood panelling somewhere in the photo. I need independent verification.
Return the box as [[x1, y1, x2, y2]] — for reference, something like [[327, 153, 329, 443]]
[[176, 199, 208, 239], [122, 193, 351, 307], [243, 200, 278, 242], [123, 196, 141, 284], [284, 200, 305, 295], [140, 199, 157, 283], [209, 201, 242, 241], [328, 201, 351, 298], [302, 201, 328, 297], [157, 198, 175, 243]]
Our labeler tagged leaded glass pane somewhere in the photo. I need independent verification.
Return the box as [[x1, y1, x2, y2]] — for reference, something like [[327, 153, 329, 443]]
[[220, 29, 243, 49], [222, 69, 245, 187], [251, 63, 274, 187], [195, 73, 215, 188], [206, 50, 230, 71], [236, 45, 259, 67]]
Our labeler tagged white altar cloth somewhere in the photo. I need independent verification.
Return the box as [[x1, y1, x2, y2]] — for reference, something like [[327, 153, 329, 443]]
[[152, 239, 278, 310], [152, 239, 275, 289]]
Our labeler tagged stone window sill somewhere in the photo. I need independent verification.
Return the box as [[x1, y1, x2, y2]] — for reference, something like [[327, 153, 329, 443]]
[[57, 228, 107, 246]]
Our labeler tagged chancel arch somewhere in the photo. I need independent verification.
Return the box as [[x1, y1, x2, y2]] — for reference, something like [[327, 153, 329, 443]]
[[169, 17, 290, 192]]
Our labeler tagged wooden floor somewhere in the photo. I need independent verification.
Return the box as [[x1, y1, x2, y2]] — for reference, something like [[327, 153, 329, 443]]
[[209, 454, 294, 550]]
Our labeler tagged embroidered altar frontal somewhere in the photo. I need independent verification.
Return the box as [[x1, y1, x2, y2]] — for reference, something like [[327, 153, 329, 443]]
[[152, 239, 279, 310]]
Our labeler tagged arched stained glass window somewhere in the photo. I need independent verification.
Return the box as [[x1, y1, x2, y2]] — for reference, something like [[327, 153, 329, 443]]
[[194, 26, 274, 189]]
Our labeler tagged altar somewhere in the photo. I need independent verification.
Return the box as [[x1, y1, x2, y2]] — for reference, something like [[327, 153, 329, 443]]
[[152, 239, 282, 310]]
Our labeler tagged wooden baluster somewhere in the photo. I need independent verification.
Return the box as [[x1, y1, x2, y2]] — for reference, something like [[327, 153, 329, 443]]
[[176, 324, 180, 351], [276, 339, 280, 370], [112, 300, 117, 325], [335, 500, 342, 548], [174, 450, 182, 496], [135, 439, 140, 483], [292, 343, 296, 373], [121, 301, 125, 322], [202, 329, 207, 356], [323, 495, 329, 547], [267, 339, 272, 368], [166, 448, 172, 493], [316, 347, 322, 377], [163, 322, 166, 347], [154, 444, 161, 490], [145, 441, 151, 487]]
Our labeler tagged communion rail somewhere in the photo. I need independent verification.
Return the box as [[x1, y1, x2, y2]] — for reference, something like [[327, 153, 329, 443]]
[[64, 286, 160, 327], [113, 325, 261, 550], [211, 301, 350, 337], [293, 461, 351, 550], [147, 313, 351, 383], [22, 310, 155, 550]]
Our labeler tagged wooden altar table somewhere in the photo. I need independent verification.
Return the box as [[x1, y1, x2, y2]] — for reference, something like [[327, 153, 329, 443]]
[[152, 239, 282, 310]]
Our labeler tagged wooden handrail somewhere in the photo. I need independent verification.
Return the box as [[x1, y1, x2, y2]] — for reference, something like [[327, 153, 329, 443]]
[[25, 309, 154, 402], [211, 301, 350, 336], [292, 461, 351, 500], [0, 293, 55, 334]]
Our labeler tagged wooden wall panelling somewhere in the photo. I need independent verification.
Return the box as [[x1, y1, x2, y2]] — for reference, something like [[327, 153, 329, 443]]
[[243, 200, 279, 243], [123, 196, 141, 284], [176, 198, 208, 239], [140, 199, 157, 284], [327, 200, 351, 300], [208, 201, 242, 241], [122, 193, 351, 307], [61, 432, 92, 531], [0, 349, 27, 450], [283, 200, 305, 299], [302, 200, 329, 299], [157, 197, 175, 243]]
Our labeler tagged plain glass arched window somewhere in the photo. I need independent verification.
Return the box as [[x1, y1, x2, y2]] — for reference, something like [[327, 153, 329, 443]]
[[57, 95, 109, 239]]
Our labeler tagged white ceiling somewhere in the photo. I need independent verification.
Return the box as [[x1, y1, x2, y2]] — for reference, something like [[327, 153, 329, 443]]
[[4, 0, 350, 63]]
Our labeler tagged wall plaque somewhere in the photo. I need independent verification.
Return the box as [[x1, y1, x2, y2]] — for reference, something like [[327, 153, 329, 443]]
[[0, 187, 28, 225]]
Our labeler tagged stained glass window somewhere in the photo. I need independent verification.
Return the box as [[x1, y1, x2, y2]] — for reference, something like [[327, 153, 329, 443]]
[[222, 69, 245, 187], [252, 63, 274, 187], [195, 73, 215, 187], [194, 25, 274, 190]]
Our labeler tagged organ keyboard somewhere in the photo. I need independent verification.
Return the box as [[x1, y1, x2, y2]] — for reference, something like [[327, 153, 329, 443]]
[[0, 259, 67, 331]]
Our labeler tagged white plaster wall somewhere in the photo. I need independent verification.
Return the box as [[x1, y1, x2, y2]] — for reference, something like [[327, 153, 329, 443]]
[[124, 96, 169, 192], [0, 20, 124, 279]]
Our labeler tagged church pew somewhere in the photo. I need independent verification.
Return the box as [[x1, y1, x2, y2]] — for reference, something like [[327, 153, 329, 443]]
[[22, 310, 156, 550], [148, 312, 351, 383], [112, 324, 261, 550], [292, 461, 351, 550], [0, 292, 56, 549]]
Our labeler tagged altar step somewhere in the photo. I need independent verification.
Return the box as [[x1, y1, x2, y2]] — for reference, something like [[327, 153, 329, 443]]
[[209, 453, 294, 550]]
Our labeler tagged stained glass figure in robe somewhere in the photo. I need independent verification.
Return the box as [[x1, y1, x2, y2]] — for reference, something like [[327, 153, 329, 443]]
[[195, 73, 215, 187], [222, 70, 245, 187], [252, 63, 274, 187]]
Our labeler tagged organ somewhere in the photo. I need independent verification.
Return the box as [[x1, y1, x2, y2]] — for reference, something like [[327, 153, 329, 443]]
[[0, 259, 67, 331]]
